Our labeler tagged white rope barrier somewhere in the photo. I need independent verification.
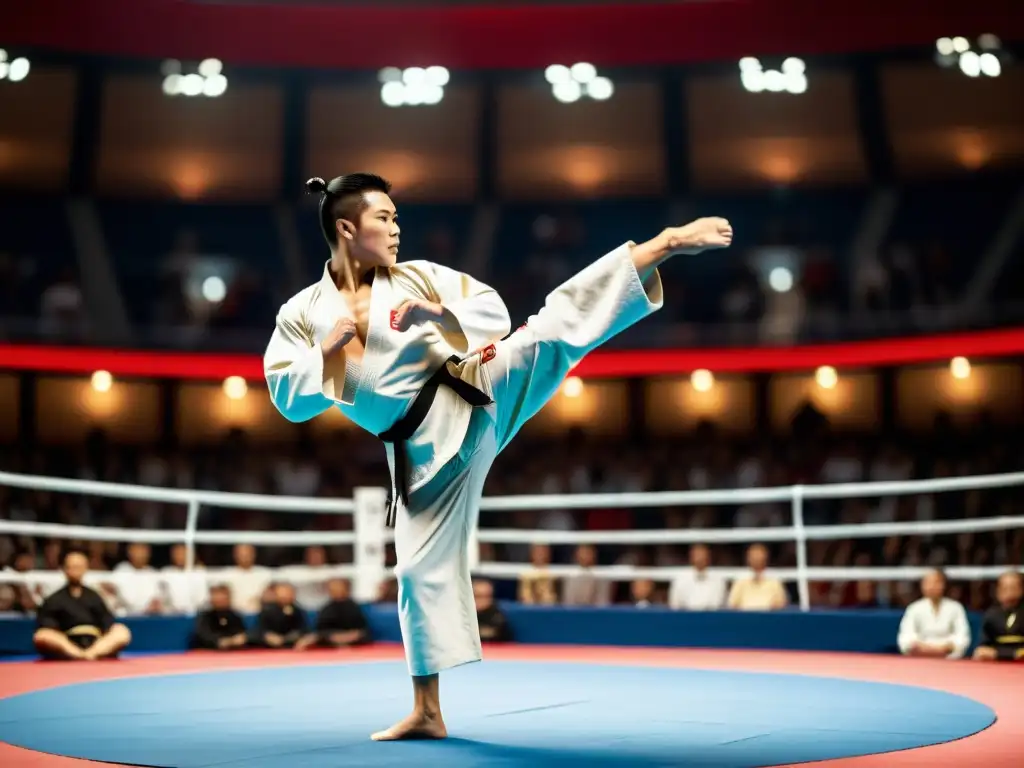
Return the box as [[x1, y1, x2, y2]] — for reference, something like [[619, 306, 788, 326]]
[[475, 515, 1024, 546], [0, 471, 356, 513], [0, 521, 356, 547], [477, 471, 1024, 511], [470, 564, 1016, 583], [2, 469, 1023, 611]]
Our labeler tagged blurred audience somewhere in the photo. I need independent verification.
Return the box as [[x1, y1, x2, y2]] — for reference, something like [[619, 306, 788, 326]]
[[518, 543, 558, 605], [294, 578, 370, 650], [972, 571, 1024, 662], [896, 569, 971, 659], [250, 583, 308, 649], [32, 551, 132, 661], [562, 544, 611, 607], [668, 544, 727, 611], [728, 544, 787, 611], [192, 584, 247, 651], [475, 579, 512, 643]]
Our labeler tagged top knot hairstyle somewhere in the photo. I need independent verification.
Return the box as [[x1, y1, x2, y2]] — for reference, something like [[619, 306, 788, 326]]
[[305, 173, 392, 247]]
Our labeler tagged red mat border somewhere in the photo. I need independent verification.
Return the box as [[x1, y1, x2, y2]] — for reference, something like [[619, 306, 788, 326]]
[[1, 645, 1019, 767]]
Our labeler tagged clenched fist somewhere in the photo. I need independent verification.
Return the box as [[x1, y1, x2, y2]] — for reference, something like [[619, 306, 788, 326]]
[[321, 317, 358, 357], [390, 299, 443, 332]]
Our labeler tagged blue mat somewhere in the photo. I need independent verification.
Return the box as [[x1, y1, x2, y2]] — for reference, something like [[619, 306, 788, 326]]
[[0, 661, 995, 768]]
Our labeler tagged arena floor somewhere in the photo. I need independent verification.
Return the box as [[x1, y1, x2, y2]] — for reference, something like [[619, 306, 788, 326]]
[[0, 645, 1018, 767]]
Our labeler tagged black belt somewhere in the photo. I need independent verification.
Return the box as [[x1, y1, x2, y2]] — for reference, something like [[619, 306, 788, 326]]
[[378, 355, 492, 527]]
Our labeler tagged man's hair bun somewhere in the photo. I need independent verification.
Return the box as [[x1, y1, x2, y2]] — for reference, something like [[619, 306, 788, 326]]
[[305, 177, 327, 195]]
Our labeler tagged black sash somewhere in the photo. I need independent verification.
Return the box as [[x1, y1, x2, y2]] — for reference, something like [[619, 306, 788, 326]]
[[377, 355, 492, 527]]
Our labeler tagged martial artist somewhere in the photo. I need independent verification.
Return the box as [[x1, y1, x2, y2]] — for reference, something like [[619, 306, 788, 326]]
[[33, 551, 133, 660], [294, 578, 372, 650], [264, 172, 732, 739], [250, 582, 308, 649], [972, 570, 1024, 662], [191, 584, 248, 651]]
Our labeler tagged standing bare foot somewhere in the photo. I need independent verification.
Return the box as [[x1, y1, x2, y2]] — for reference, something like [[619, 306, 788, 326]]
[[666, 217, 733, 255], [371, 710, 448, 741]]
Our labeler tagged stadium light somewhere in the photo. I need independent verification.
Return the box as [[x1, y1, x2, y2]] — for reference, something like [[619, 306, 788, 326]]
[[691, 369, 714, 393], [201, 276, 226, 303], [162, 58, 229, 97], [378, 66, 449, 107], [91, 370, 113, 393], [935, 35, 1006, 78], [0, 49, 31, 83], [768, 267, 794, 293], [815, 366, 838, 390], [223, 376, 248, 401], [950, 356, 972, 380], [739, 57, 807, 94], [561, 376, 584, 398], [545, 62, 615, 103]]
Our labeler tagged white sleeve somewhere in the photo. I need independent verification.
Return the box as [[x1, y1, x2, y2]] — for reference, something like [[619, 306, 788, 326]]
[[897, 603, 919, 655], [264, 303, 344, 421], [427, 262, 512, 354], [948, 602, 972, 660], [667, 577, 685, 610]]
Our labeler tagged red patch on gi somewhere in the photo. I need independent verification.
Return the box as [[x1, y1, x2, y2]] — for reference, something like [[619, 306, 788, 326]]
[[389, 310, 400, 330], [480, 344, 496, 364]]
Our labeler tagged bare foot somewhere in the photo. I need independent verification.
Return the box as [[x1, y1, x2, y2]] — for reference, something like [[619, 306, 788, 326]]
[[371, 710, 447, 741], [666, 217, 733, 255]]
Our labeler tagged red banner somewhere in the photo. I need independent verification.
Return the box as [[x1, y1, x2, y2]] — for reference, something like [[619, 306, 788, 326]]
[[7, 0, 1022, 70], [1, 329, 1022, 383]]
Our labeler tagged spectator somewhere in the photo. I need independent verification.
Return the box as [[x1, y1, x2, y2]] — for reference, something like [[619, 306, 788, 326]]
[[113, 543, 164, 615], [972, 571, 1024, 662], [161, 543, 207, 614], [668, 544, 727, 611], [630, 578, 658, 608], [562, 544, 611, 606], [288, 546, 331, 611], [224, 544, 270, 614], [728, 544, 787, 611], [250, 582, 307, 649], [897, 569, 971, 659], [518, 543, 557, 605], [295, 578, 371, 650], [32, 551, 132, 660], [191, 585, 247, 651], [475, 579, 512, 642]]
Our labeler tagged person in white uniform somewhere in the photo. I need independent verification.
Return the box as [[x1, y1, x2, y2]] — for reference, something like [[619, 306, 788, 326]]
[[264, 172, 733, 740], [897, 568, 971, 659]]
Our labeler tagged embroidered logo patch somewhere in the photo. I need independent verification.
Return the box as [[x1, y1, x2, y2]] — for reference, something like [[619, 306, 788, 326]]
[[389, 310, 400, 330], [480, 344, 496, 364]]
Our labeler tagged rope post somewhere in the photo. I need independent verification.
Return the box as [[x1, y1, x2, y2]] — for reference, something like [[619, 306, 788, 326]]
[[792, 484, 810, 612], [184, 499, 200, 572], [353, 486, 389, 603]]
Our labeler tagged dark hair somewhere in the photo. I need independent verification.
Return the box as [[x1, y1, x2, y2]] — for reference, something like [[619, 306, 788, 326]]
[[305, 173, 392, 247]]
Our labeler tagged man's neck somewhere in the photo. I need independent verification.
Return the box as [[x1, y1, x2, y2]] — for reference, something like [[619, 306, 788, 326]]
[[330, 252, 376, 291]]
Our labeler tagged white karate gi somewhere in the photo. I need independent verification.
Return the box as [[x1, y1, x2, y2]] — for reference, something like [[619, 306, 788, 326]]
[[897, 596, 972, 659], [265, 243, 663, 676]]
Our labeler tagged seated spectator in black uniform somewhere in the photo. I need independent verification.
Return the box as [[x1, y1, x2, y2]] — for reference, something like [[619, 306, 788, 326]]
[[33, 551, 132, 661], [192, 584, 248, 651], [475, 579, 512, 643], [973, 571, 1024, 662], [250, 582, 307, 648], [295, 578, 371, 651]]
